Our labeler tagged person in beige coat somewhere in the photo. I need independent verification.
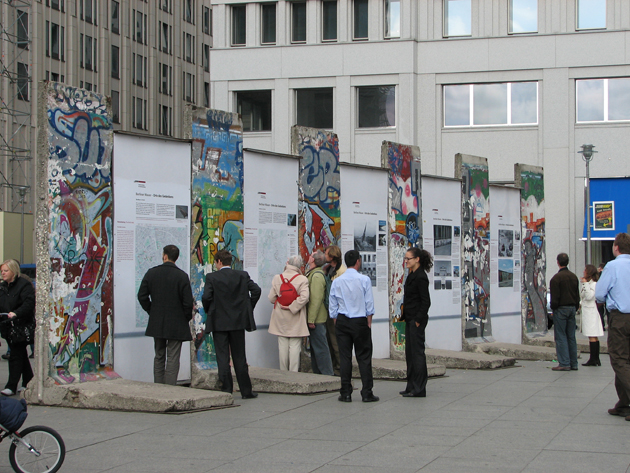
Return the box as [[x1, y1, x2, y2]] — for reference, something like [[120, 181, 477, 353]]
[[268, 255, 310, 372], [580, 264, 604, 366]]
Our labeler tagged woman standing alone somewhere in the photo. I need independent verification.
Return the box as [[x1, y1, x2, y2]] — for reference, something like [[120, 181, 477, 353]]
[[400, 247, 432, 397], [580, 264, 604, 366]]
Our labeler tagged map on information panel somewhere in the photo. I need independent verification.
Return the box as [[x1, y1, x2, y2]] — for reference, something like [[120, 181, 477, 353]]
[[258, 228, 288, 291], [135, 225, 189, 328]]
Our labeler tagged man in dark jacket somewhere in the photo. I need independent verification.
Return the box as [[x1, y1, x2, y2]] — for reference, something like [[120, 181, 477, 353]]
[[549, 252, 580, 371], [138, 245, 194, 385], [202, 249, 261, 399]]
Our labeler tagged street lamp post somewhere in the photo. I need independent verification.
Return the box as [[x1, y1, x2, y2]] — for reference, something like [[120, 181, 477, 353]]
[[578, 144, 597, 265], [16, 186, 29, 264]]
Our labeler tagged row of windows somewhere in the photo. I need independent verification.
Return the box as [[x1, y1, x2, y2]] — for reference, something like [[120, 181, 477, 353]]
[[108, 1, 210, 36], [232, 0, 607, 47], [236, 86, 396, 132]]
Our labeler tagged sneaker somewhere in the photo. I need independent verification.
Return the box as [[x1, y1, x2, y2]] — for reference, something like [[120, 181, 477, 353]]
[[1, 354, 9, 360], [17, 387, 26, 393], [0, 389, 15, 396]]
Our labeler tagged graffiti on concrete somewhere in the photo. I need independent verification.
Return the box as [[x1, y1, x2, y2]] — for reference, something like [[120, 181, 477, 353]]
[[383, 142, 421, 357], [516, 165, 546, 334], [292, 126, 340, 265], [457, 155, 491, 339], [190, 109, 244, 369], [46, 83, 116, 383]]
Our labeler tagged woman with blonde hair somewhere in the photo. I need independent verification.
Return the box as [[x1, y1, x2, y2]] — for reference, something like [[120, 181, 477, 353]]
[[580, 264, 604, 366], [268, 255, 309, 371]]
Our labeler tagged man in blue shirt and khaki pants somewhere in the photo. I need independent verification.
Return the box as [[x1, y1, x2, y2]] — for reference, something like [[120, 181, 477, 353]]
[[329, 250, 378, 403]]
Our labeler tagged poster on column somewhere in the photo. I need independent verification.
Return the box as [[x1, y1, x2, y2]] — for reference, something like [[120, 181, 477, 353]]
[[421, 177, 462, 351], [489, 185, 522, 344], [113, 133, 192, 382], [243, 150, 300, 369], [340, 164, 389, 358]]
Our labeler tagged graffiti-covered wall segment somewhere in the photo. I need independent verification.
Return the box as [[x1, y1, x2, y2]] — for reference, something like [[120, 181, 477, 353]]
[[382, 141, 421, 358], [515, 164, 546, 335], [292, 126, 341, 265], [188, 109, 244, 370], [44, 83, 116, 383]]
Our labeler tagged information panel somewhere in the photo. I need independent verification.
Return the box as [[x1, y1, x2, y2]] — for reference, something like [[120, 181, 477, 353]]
[[243, 150, 300, 368], [421, 177, 463, 351], [340, 164, 389, 358], [490, 185, 522, 344], [113, 133, 192, 382]]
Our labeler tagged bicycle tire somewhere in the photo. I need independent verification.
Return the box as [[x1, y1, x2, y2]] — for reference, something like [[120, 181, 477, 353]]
[[9, 425, 65, 473]]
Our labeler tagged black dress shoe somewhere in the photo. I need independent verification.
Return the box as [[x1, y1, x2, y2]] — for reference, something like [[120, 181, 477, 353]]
[[570, 367, 578, 371], [338, 395, 352, 402], [362, 394, 379, 403], [241, 392, 258, 399], [402, 391, 426, 398], [399, 390, 410, 395]]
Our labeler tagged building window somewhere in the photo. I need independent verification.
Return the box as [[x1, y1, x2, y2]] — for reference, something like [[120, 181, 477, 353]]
[[112, 90, 120, 124], [292, 2, 306, 43], [262, 3, 276, 44], [49, 0, 65, 12], [443, 82, 538, 127], [160, 105, 172, 136], [183, 72, 195, 102], [17, 10, 28, 49], [322, 0, 337, 41], [203, 6, 211, 34], [160, 22, 172, 54], [185, 0, 195, 24], [160, 63, 172, 95], [46, 22, 64, 60], [80, 35, 96, 72], [236, 90, 272, 132], [203, 44, 210, 72], [184, 33, 195, 63], [111, 1, 120, 34], [134, 10, 147, 44], [576, 78, 630, 122], [133, 54, 147, 87], [204, 82, 210, 108], [577, 0, 606, 30], [353, 0, 368, 40], [84, 82, 93, 92], [444, 0, 471, 37], [232, 5, 246, 46], [161, 0, 170, 13], [17, 62, 28, 101], [81, 0, 96, 24], [132, 97, 147, 130], [111, 45, 119, 79], [296, 88, 333, 129], [357, 86, 395, 128], [509, 0, 537, 34], [384, 0, 400, 39]]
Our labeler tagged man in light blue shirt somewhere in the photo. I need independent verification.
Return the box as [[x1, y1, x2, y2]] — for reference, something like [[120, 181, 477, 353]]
[[329, 250, 378, 403], [595, 233, 630, 420]]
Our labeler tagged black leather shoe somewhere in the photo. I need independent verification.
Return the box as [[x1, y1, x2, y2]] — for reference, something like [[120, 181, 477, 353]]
[[582, 360, 601, 366], [570, 367, 578, 371], [399, 390, 409, 395], [241, 392, 258, 399], [402, 391, 426, 398], [362, 394, 379, 403], [338, 395, 352, 402]]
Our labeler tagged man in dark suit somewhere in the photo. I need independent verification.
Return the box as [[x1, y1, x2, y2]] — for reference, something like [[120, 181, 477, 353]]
[[138, 245, 194, 385], [202, 249, 261, 399]]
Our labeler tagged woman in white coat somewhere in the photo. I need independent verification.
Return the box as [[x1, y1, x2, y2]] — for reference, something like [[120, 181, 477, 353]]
[[580, 264, 604, 366], [268, 255, 310, 372]]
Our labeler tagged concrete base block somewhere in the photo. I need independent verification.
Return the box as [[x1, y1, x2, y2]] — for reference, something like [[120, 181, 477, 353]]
[[23, 377, 233, 412], [191, 366, 342, 394], [524, 332, 608, 354], [473, 342, 581, 361], [426, 348, 515, 369], [352, 358, 446, 379]]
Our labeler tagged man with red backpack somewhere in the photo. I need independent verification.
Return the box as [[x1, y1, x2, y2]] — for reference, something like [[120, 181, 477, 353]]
[[268, 255, 310, 372]]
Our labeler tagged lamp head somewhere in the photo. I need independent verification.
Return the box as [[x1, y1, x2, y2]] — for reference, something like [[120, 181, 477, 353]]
[[579, 144, 596, 161]]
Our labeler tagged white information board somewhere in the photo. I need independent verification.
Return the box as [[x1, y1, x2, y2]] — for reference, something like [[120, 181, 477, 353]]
[[490, 185, 522, 344], [243, 150, 300, 369], [340, 164, 389, 358], [421, 177, 463, 351], [113, 133, 192, 382]]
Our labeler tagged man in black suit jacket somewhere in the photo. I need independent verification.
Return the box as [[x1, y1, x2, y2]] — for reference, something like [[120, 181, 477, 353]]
[[202, 249, 261, 399], [138, 245, 193, 385]]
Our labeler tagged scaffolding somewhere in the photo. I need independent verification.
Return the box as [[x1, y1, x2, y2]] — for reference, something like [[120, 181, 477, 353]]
[[0, 0, 32, 219]]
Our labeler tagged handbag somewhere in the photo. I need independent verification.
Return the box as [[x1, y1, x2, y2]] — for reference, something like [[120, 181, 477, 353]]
[[8, 319, 35, 344]]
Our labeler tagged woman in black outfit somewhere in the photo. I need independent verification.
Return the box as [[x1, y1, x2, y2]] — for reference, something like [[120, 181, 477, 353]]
[[400, 247, 432, 398], [0, 259, 35, 396]]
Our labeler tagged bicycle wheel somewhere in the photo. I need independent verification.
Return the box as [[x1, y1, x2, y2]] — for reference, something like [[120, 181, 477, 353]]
[[9, 425, 65, 473]]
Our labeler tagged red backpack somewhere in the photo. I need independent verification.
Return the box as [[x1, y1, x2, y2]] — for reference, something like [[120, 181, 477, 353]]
[[276, 274, 300, 307]]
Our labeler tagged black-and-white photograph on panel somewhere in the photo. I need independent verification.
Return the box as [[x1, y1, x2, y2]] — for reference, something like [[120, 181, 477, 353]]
[[434, 225, 452, 256], [498, 229, 514, 257]]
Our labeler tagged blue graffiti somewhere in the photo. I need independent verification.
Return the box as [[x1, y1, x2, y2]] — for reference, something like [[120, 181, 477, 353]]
[[300, 145, 340, 205]]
